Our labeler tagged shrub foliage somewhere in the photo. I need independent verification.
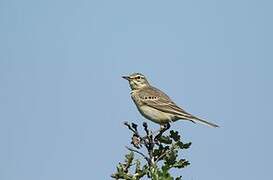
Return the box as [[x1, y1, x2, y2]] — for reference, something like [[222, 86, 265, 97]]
[[111, 122, 191, 180]]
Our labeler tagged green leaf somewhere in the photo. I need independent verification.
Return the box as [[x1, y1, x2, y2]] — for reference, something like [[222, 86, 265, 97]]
[[158, 135, 172, 144], [117, 163, 123, 173], [175, 176, 182, 180], [135, 159, 141, 173], [173, 159, 190, 169], [176, 141, 184, 149], [170, 130, 180, 141], [176, 141, 192, 149], [153, 148, 161, 157], [182, 142, 192, 149], [125, 152, 134, 165], [164, 149, 178, 166]]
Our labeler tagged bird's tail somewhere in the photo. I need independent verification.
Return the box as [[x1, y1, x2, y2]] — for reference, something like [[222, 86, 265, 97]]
[[192, 117, 219, 128], [178, 115, 219, 128]]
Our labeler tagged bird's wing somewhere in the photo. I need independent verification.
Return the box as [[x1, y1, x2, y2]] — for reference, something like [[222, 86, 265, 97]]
[[139, 87, 196, 119], [138, 86, 219, 127]]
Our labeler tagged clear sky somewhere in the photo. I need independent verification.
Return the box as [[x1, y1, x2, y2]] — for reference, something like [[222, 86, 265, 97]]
[[1, 0, 273, 179]]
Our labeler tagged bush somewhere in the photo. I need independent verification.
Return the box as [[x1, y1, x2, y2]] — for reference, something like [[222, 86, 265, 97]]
[[111, 122, 191, 180]]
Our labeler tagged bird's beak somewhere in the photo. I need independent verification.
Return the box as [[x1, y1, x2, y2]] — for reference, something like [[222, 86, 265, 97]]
[[122, 76, 130, 81]]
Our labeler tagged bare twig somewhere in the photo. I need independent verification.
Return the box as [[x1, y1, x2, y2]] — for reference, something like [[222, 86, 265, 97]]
[[124, 121, 138, 135], [143, 122, 149, 136]]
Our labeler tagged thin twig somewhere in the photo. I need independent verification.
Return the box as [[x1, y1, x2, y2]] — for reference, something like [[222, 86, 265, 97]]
[[124, 121, 138, 135], [155, 141, 176, 163], [143, 122, 149, 136], [125, 146, 150, 164], [155, 149, 169, 163]]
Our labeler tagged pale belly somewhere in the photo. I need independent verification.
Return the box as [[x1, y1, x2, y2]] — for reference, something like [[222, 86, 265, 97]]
[[137, 105, 176, 124]]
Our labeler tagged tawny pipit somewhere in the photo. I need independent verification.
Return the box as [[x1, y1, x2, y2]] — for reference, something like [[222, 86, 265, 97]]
[[122, 73, 219, 128]]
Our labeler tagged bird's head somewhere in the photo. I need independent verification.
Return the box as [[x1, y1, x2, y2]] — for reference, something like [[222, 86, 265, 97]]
[[122, 73, 150, 90]]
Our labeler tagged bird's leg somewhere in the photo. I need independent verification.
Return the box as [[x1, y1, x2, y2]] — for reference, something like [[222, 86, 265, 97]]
[[154, 123, 170, 142]]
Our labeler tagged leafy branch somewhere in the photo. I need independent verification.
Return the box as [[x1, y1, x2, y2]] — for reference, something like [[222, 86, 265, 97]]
[[111, 122, 191, 180]]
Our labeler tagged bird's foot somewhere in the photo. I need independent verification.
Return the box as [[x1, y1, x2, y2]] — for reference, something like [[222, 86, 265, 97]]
[[154, 123, 170, 142]]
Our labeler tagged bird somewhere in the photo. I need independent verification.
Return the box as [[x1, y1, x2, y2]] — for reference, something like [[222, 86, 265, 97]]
[[122, 73, 219, 128]]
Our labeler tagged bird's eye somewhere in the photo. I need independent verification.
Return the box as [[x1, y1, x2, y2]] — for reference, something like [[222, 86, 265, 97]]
[[137, 76, 141, 79]]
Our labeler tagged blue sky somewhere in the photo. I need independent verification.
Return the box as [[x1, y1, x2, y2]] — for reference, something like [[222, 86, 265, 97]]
[[1, 0, 273, 179]]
